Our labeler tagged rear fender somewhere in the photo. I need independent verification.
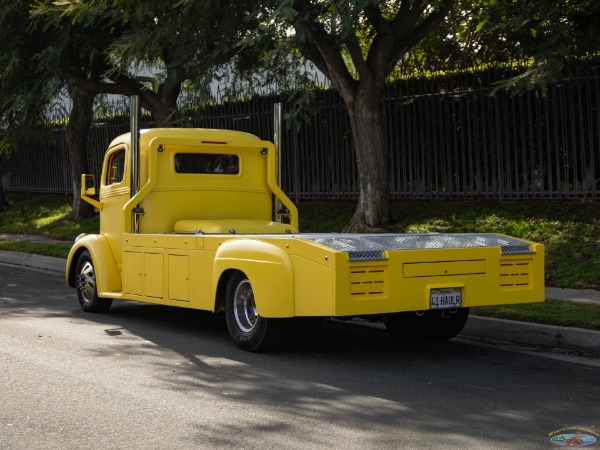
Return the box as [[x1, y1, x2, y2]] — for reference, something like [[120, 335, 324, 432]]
[[213, 239, 294, 318], [66, 234, 121, 295]]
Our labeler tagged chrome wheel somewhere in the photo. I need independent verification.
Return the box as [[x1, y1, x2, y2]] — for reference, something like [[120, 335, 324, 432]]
[[233, 279, 258, 333], [77, 260, 96, 305], [74, 250, 112, 313], [224, 272, 285, 352]]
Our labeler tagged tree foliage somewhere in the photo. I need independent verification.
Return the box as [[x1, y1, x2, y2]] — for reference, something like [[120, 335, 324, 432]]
[[487, 0, 600, 92], [2, 0, 599, 222], [0, 1, 61, 148], [54, 0, 263, 125], [0, 1, 66, 211], [396, 0, 600, 90]]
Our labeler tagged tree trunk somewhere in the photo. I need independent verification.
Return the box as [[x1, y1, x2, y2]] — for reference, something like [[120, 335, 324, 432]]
[[141, 80, 182, 127], [65, 88, 96, 220], [149, 103, 179, 127], [342, 89, 390, 232]]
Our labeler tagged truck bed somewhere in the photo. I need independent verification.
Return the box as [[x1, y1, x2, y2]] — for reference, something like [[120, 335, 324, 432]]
[[282, 232, 534, 260]]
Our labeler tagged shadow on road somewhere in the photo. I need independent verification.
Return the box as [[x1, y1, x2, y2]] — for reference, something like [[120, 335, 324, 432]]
[[2, 263, 598, 448]]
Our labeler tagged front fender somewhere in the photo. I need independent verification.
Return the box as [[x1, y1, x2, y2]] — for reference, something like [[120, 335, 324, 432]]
[[66, 234, 121, 295], [213, 239, 294, 318]]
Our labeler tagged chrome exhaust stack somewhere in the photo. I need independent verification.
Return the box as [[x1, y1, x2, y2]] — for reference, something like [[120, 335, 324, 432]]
[[273, 102, 282, 190], [273, 103, 283, 222], [130, 96, 142, 233]]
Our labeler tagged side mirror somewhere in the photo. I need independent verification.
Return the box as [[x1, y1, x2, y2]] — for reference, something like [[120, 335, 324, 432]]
[[80, 174, 102, 210], [82, 174, 96, 196]]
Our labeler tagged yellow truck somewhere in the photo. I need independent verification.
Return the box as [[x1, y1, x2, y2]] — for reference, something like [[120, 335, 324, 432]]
[[66, 119, 544, 352]]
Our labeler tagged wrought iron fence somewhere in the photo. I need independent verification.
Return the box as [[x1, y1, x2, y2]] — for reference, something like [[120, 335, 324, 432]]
[[1, 61, 599, 200]]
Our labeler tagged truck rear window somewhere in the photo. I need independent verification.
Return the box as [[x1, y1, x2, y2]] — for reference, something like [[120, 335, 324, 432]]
[[174, 153, 239, 174]]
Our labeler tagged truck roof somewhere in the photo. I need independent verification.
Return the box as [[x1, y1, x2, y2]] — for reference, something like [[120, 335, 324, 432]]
[[108, 128, 263, 149]]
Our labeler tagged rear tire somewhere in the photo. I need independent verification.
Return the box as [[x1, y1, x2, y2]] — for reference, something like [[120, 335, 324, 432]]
[[225, 272, 285, 352], [435, 308, 469, 340], [75, 250, 112, 313], [384, 308, 470, 343], [383, 310, 440, 343]]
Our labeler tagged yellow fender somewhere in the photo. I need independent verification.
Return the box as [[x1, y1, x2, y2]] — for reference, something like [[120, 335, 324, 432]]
[[213, 239, 294, 318], [66, 234, 121, 294]]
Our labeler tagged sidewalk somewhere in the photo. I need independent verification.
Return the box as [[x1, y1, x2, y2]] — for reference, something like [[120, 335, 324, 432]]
[[0, 233, 72, 246], [545, 286, 600, 304], [1, 238, 599, 356]]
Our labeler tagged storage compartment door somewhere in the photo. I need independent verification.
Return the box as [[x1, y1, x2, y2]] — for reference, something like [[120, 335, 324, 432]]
[[168, 255, 190, 302], [143, 252, 164, 298], [123, 251, 143, 295]]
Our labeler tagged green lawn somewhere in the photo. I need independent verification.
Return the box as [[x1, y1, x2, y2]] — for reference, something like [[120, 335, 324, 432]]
[[0, 193, 99, 240], [0, 240, 70, 258]]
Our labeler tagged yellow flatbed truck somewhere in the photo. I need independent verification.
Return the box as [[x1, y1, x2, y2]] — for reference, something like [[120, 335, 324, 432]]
[[66, 126, 544, 352]]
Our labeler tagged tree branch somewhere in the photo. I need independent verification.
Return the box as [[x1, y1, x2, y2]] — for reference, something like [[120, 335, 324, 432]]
[[362, 1, 423, 83], [67, 69, 161, 114], [345, 32, 369, 80], [390, 0, 454, 67], [363, 3, 389, 35], [291, 0, 358, 100], [389, 0, 427, 40], [68, 71, 137, 97]]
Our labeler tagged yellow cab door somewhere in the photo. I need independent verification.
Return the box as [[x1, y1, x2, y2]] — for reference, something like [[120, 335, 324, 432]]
[[99, 145, 129, 269]]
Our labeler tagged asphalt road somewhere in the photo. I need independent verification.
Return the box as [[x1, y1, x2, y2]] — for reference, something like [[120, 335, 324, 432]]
[[1, 263, 599, 450]]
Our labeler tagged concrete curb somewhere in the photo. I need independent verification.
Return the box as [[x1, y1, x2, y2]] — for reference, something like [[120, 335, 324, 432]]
[[1, 249, 599, 356], [0, 251, 65, 274], [464, 316, 600, 356]]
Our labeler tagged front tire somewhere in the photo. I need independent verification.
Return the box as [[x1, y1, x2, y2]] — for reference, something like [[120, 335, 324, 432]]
[[75, 250, 113, 313], [225, 272, 285, 352]]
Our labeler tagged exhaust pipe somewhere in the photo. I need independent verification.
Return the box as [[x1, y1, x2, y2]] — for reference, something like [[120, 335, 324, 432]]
[[130, 96, 142, 233], [273, 102, 282, 189], [273, 103, 282, 221], [130, 95, 140, 199]]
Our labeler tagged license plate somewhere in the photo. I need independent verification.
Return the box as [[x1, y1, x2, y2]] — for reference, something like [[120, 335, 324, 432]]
[[430, 288, 462, 309]]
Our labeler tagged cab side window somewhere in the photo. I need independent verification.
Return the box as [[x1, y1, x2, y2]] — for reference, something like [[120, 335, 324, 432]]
[[106, 150, 126, 185]]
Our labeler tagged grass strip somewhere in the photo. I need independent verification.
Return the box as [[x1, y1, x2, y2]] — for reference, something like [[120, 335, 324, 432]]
[[472, 299, 600, 331], [0, 240, 71, 259]]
